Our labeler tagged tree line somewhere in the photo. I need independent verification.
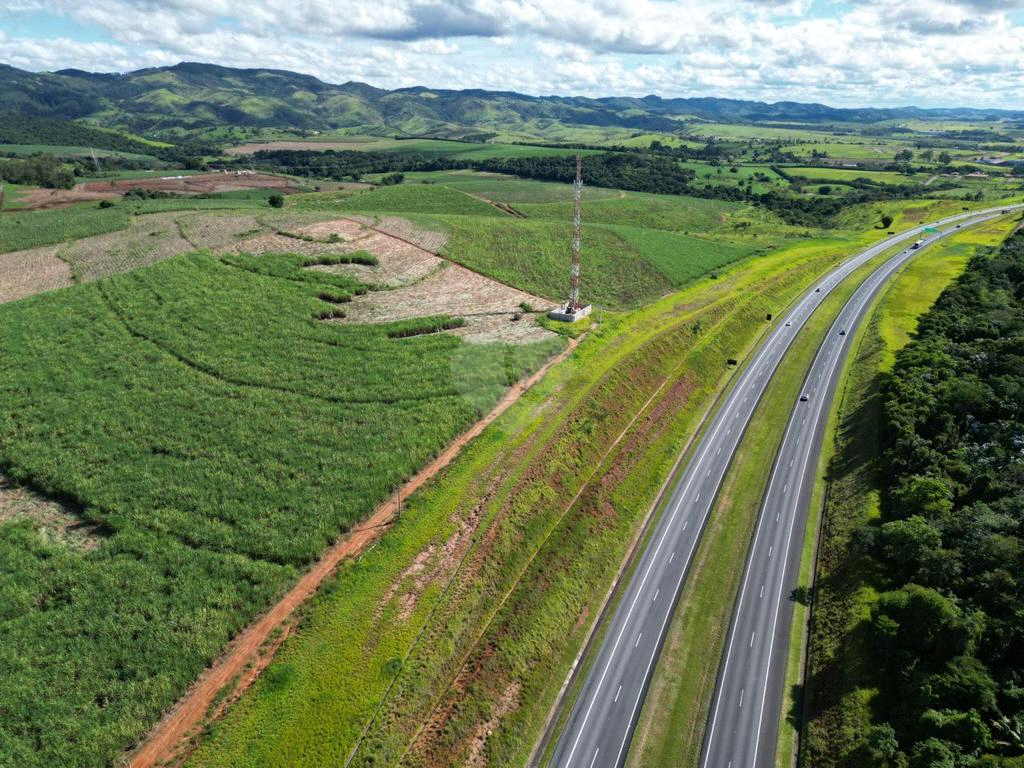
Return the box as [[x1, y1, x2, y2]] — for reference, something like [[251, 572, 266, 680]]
[[826, 229, 1024, 768]]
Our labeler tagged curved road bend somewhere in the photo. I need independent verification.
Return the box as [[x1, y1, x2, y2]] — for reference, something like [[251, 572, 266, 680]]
[[546, 205, 1023, 768]]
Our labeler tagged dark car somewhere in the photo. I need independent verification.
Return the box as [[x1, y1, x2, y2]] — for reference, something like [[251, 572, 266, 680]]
[[800, 393, 809, 402]]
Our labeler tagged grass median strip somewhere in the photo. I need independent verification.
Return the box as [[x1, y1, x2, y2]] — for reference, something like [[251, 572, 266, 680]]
[[624, 232, 924, 768]]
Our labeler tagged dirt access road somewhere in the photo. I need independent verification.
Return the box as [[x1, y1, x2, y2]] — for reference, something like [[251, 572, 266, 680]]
[[127, 334, 581, 768]]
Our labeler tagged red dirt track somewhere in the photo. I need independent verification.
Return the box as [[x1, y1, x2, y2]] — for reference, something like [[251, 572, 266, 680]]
[[126, 336, 580, 768]]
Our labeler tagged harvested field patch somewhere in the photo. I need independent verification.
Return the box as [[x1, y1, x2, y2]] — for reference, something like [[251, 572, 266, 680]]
[[177, 213, 268, 250], [0, 475, 105, 551], [217, 231, 358, 258], [292, 219, 364, 241], [307, 232, 443, 287], [0, 245, 72, 303], [338, 261, 556, 341], [449, 313, 555, 345], [60, 212, 192, 281], [346, 215, 450, 253]]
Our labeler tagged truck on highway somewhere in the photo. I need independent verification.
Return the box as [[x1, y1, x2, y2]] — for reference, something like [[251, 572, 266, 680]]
[[911, 239, 924, 249]]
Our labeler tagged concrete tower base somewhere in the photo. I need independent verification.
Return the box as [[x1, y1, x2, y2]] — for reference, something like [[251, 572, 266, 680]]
[[548, 304, 592, 323]]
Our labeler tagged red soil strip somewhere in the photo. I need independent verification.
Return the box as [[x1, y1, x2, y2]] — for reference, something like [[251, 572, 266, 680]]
[[126, 335, 581, 768], [15, 173, 302, 212]]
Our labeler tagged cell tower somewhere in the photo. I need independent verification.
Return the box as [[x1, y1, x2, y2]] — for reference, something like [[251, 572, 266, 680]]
[[569, 154, 582, 310], [549, 154, 592, 322]]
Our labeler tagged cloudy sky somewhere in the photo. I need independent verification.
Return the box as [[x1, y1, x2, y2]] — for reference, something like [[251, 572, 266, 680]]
[[2, 0, 1024, 108]]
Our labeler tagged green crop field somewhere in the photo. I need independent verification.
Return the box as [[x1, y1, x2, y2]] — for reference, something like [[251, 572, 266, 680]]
[[0, 204, 132, 254], [786, 166, 920, 185], [286, 182, 782, 309], [0, 249, 562, 768]]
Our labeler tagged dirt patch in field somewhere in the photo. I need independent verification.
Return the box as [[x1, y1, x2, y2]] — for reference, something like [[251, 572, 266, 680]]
[[60, 213, 193, 281], [0, 475, 105, 550], [15, 173, 303, 211], [0, 245, 73, 304]]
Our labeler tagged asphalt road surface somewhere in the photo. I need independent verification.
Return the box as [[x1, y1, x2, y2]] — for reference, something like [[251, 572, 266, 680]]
[[545, 205, 1022, 768]]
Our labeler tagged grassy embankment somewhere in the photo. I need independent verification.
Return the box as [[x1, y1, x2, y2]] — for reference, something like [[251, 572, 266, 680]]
[[622, 213, 1021, 768], [0, 249, 562, 768], [185, 200, 916, 768], [293, 181, 797, 309], [796, 214, 1022, 768]]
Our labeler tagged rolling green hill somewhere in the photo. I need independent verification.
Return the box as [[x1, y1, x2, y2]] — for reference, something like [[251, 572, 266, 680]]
[[2, 61, 1023, 143]]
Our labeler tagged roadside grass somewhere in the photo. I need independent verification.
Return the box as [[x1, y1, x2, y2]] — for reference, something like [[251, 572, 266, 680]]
[[796, 213, 1020, 768], [0, 250, 562, 768], [184, 228, 891, 768]]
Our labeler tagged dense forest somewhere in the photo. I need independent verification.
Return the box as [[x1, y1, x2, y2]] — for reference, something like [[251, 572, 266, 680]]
[[0, 155, 75, 188], [0, 116, 158, 156], [811, 229, 1024, 768]]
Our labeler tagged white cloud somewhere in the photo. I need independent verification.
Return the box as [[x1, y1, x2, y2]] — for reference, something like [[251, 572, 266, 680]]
[[0, 0, 1022, 107]]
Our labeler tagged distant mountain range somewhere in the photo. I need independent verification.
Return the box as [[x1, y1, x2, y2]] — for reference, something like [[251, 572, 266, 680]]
[[2, 61, 1022, 140]]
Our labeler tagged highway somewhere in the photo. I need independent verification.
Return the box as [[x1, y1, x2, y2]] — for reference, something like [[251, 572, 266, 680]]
[[544, 205, 1022, 768]]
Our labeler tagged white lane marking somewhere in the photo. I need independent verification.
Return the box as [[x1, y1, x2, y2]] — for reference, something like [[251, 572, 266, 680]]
[[669, 551, 675, 563], [654, 588, 659, 602], [739, 689, 744, 708], [635, 633, 643, 648], [707, 468, 712, 477], [768, 546, 773, 557], [783, 483, 787, 493], [695, 493, 700, 503], [750, 632, 755, 647], [759, 584, 764, 598], [717, 446, 722, 455], [702, 386, 806, 768], [683, 520, 689, 531], [615, 685, 622, 703], [589, 749, 600, 768]]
